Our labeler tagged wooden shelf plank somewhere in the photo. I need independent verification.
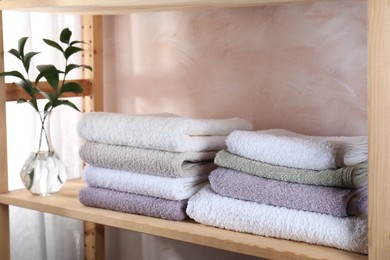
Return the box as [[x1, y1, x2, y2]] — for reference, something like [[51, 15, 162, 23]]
[[0, 0, 329, 14], [5, 79, 92, 101], [0, 179, 367, 260]]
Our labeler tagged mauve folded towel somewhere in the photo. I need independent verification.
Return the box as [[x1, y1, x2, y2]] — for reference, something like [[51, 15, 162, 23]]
[[226, 129, 367, 170], [83, 165, 208, 200], [79, 186, 188, 221], [214, 150, 368, 188], [209, 167, 368, 217], [187, 185, 368, 254], [80, 142, 217, 177], [77, 112, 253, 152]]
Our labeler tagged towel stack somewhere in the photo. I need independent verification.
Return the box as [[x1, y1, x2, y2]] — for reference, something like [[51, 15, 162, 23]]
[[187, 129, 369, 253], [77, 112, 253, 221]]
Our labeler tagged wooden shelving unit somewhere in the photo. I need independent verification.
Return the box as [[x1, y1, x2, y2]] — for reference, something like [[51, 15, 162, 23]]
[[0, 179, 367, 260], [0, 0, 389, 259]]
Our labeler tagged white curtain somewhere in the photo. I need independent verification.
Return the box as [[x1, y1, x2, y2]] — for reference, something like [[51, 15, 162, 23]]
[[3, 11, 84, 260]]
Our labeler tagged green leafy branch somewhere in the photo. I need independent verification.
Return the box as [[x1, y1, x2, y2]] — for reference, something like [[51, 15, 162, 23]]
[[0, 28, 92, 114]]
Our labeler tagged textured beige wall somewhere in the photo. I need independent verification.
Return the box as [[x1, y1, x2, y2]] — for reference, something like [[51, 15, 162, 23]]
[[103, 0, 366, 135], [102, 1, 367, 259]]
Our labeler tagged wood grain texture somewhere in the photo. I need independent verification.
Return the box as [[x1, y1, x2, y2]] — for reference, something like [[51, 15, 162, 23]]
[[368, 0, 390, 258], [81, 15, 105, 260], [84, 222, 105, 260], [82, 16, 104, 112], [0, 10, 10, 260], [0, 0, 327, 14], [0, 179, 367, 260]]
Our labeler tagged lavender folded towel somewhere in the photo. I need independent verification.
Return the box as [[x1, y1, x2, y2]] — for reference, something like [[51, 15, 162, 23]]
[[209, 167, 368, 217], [80, 142, 217, 177], [226, 129, 368, 170], [83, 165, 208, 200], [187, 185, 368, 254], [214, 150, 368, 188], [77, 112, 253, 152], [79, 186, 188, 221]]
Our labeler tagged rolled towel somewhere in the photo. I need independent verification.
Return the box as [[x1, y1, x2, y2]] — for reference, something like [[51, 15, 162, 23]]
[[79, 186, 188, 221], [226, 129, 368, 170], [77, 112, 253, 152], [83, 165, 208, 200], [209, 167, 368, 217], [214, 150, 368, 188], [80, 142, 217, 178], [187, 185, 367, 254]]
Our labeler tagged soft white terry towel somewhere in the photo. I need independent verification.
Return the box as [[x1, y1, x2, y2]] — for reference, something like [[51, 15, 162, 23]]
[[187, 185, 368, 254], [226, 129, 368, 170], [83, 165, 208, 200], [77, 112, 253, 152]]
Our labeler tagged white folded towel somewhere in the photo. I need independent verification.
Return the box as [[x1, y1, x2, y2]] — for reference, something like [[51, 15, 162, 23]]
[[83, 165, 208, 200], [77, 112, 253, 152], [226, 129, 368, 170], [187, 185, 368, 254]]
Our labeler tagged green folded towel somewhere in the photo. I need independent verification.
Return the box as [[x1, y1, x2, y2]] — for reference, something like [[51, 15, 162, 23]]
[[214, 150, 367, 188]]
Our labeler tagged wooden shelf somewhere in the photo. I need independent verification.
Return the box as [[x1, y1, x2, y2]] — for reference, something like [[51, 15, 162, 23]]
[[0, 0, 326, 14], [0, 179, 366, 260]]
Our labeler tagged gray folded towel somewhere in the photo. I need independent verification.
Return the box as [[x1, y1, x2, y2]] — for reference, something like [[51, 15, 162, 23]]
[[215, 150, 368, 188], [79, 186, 188, 221], [209, 167, 368, 217], [80, 142, 217, 177]]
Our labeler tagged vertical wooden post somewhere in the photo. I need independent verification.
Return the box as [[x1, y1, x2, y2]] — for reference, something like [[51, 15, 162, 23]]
[[82, 15, 104, 112], [368, 0, 390, 258], [0, 10, 11, 260], [81, 15, 105, 260]]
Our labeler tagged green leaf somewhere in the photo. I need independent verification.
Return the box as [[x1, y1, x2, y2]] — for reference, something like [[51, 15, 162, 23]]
[[69, 40, 86, 46], [18, 80, 34, 97], [23, 51, 40, 73], [43, 39, 64, 53], [44, 101, 52, 112], [38, 90, 51, 100], [16, 98, 27, 104], [59, 82, 83, 95], [36, 65, 59, 92], [65, 64, 92, 75], [65, 64, 79, 74], [28, 99, 39, 112], [18, 37, 28, 57], [64, 46, 83, 59], [80, 64, 92, 71], [60, 28, 72, 44], [54, 99, 80, 111], [8, 49, 21, 60], [0, 70, 26, 81]]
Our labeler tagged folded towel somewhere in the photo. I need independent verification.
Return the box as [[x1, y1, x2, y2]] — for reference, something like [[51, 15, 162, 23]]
[[83, 165, 208, 200], [79, 186, 188, 221], [77, 112, 253, 152], [214, 150, 368, 188], [80, 142, 217, 178], [226, 129, 368, 170], [187, 185, 367, 254], [209, 167, 368, 217]]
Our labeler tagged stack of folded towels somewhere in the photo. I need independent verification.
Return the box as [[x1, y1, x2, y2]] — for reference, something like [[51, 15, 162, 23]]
[[76, 112, 253, 221], [187, 129, 369, 253]]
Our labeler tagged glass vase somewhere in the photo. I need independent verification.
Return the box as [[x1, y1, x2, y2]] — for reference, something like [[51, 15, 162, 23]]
[[20, 110, 67, 195]]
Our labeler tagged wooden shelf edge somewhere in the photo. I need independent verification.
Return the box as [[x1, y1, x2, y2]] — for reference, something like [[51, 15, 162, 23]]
[[0, 0, 329, 14], [0, 179, 367, 260], [5, 79, 92, 101]]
